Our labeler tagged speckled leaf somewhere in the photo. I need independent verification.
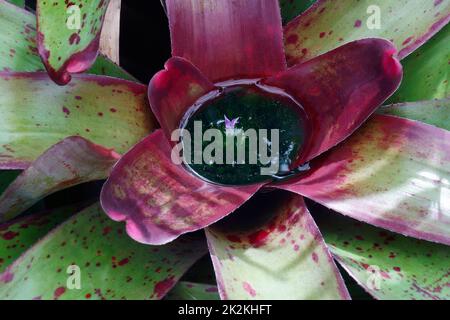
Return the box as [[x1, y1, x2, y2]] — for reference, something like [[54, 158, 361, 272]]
[[0, 72, 155, 169], [378, 98, 450, 131], [389, 24, 450, 103], [284, 0, 450, 65], [206, 192, 350, 300], [0, 205, 80, 273], [165, 282, 219, 300], [278, 114, 450, 246], [318, 213, 450, 300], [101, 130, 261, 246], [263, 38, 402, 165], [0, 0, 43, 72], [0, 0, 135, 80], [279, 0, 316, 24], [36, 0, 111, 85], [0, 203, 207, 300], [0, 137, 120, 222]]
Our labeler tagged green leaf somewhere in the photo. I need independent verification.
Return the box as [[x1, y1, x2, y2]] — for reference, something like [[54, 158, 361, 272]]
[[378, 98, 450, 131], [284, 0, 450, 65], [165, 282, 220, 300], [279, 0, 316, 25], [6, 0, 24, 8], [389, 24, 450, 103], [206, 192, 350, 300], [36, 0, 111, 84], [0, 0, 43, 72], [0, 137, 119, 221], [88, 54, 135, 81], [0, 72, 155, 169], [0, 203, 207, 300], [318, 213, 450, 300], [0, 0, 135, 81], [0, 205, 80, 273]]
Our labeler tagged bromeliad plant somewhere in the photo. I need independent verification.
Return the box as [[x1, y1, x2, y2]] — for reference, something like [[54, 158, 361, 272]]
[[0, 0, 449, 300]]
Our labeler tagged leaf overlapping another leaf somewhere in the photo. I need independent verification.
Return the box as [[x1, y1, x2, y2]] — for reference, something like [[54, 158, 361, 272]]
[[0, 203, 207, 300]]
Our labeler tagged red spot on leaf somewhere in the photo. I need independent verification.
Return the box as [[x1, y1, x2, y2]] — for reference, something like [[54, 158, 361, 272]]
[[54, 287, 66, 299], [2, 231, 19, 240], [286, 34, 298, 45], [118, 258, 129, 266], [153, 276, 175, 299], [312, 252, 319, 263], [248, 230, 269, 247], [243, 282, 256, 297]]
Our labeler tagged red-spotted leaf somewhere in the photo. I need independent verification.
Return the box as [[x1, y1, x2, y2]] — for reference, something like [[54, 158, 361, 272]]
[[263, 38, 402, 164], [166, 0, 286, 82], [0, 204, 81, 273], [284, 0, 450, 65], [101, 130, 261, 246], [0, 0, 135, 80], [389, 24, 450, 103], [148, 57, 215, 140], [165, 282, 220, 300], [378, 98, 450, 131], [0, 137, 120, 222], [36, 0, 111, 85], [206, 191, 350, 300], [318, 212, 450, 300], [278, 114, 450, 246], [0, 0, 43, 72], [279, 0, 316, 24], [0, 203, 207, 300], [0, 72, 155, 169]]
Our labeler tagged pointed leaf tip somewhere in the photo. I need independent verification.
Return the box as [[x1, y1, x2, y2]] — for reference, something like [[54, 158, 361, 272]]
[[36, 0, 111, 85]]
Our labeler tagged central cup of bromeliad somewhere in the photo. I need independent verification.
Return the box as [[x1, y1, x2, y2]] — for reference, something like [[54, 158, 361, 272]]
[[171, 80, 311, 186]]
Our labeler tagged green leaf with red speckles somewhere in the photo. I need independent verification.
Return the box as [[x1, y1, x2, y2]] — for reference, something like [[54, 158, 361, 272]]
[[0, 0, 43, 72], [36, 0, 112, 85], [0, 72, 155, 169], [0, 204, 81, 273], [6, 0, 24, 8], [165, 282, 220, 300], [279, 0, 316, 25], [206, 191, 350, 300], [284, 0, 450, 66], [318, 213, 450, 300], [0, 137, 119, 222], [0, 203, 207, 300], [0, 0, 135, 81], [389, 24, 450, 103], [279, 114, 450, 246], [378, 98, 450, 131]]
